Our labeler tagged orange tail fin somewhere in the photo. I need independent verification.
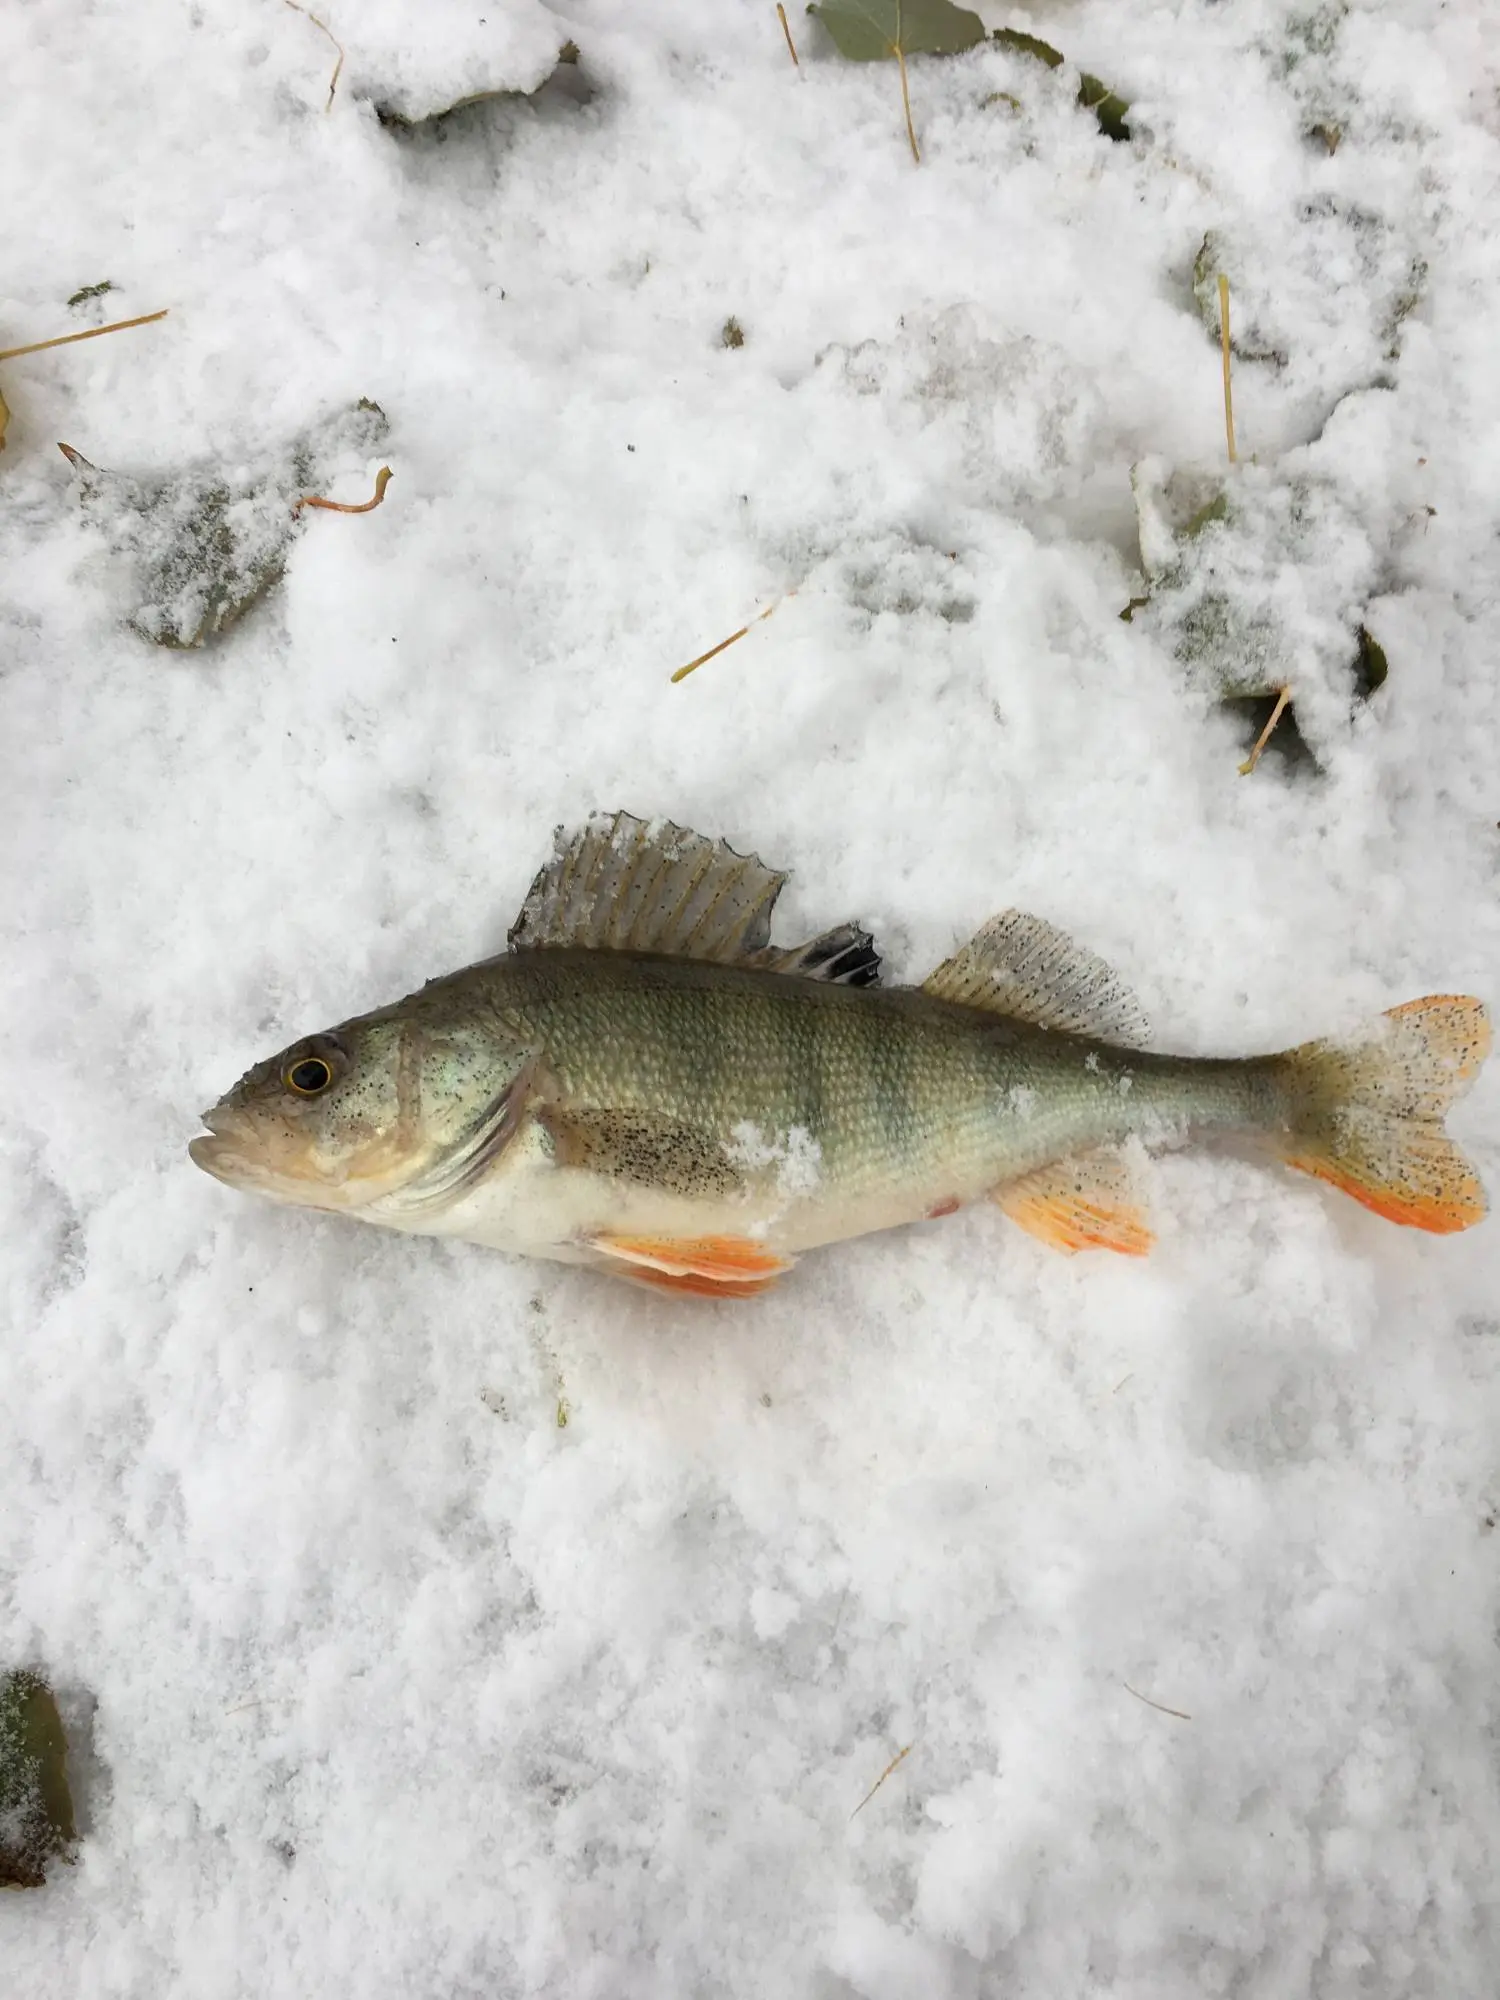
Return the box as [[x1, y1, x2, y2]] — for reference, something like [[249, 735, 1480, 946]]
[[1277, 995, 1490, 1233]]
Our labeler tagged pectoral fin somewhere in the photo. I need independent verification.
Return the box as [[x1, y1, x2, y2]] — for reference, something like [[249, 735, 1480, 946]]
[[996, 1151, 1154, 1256], [589, 1232, 793, 1296]]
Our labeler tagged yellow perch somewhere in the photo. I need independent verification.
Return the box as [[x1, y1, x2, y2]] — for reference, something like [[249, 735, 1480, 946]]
[[191, 813, 1490, 1297]]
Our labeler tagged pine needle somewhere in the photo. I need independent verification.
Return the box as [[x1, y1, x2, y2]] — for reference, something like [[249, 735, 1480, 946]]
[[895, 4, 921, 163], [284, 0, 345, 110], [850, 1742, 913, 1818], [1237, 683, 1292, 776], [1123, 1681, 1192, 1722], [0, 309, 169, 363], [671, 591, 794, 683], [1217, 274, 1238, 465], [295, 465, 393, 515], [777, 2, 800, 65]]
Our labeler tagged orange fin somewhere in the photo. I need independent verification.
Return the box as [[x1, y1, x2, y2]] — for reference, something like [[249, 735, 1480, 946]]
[[616, 1265, 779, 1300], [590, 1232, 793, 1290], [1283, 1140, 1486, 1234], [996, 1152, 1154, 1256], [1277, 994, 1490, 1234]]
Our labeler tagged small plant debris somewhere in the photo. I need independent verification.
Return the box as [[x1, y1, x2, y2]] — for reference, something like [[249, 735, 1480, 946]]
[[283, 0, 345, 111], [720, 317, 746, 349], [66, 281, 115, 308]]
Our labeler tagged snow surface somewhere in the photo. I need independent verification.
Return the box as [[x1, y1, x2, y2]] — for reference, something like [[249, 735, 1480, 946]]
[[4, 1, 1500, 1993]]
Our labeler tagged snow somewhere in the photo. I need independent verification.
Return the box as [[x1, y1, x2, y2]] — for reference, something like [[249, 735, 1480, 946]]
[[3, 0, 1499, 1993]]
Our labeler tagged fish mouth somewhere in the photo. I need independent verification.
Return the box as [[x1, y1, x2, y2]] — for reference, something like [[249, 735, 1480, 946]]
[[189, 1103, 279, 1191]]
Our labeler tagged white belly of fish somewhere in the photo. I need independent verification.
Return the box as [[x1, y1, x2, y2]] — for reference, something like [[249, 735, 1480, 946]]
[[365, 1114, 780, 1265], [365, 1110, 966, 1265]]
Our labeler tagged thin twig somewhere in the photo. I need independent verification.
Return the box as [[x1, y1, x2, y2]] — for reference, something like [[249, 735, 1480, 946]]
[[1123, 1682, 1192, 1722], [1217, 274, 1237, 465], [671, 591, 794, 683], [895, 5, 920, 163], [284, 0, 345, 110], [1237, 684, 1292, 776], [0, 309, 169, 364], [776, 2, 799, 66], [850, 1743, 913, 1819], [295, 465, 393, 515]]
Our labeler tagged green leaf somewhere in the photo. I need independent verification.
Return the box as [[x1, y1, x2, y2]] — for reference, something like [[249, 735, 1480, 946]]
[[1078, 72, 1131, 142], [1354, 625, 1388, 696], [991, 28, 1063, 68], [809, 0, 985, 63], [0, 1671, 76, 1890], [992, 29, 1131, 140]]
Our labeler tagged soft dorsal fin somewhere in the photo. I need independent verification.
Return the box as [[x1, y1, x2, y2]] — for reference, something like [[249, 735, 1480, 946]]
[[922, 910, 1148, 1045], [507, 811, 880, 984]]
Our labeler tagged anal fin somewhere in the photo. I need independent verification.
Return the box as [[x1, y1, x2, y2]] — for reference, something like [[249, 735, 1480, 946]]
[[590, 1232, 793, 1294], [996, 1151, 1154, 1256], [615, 1266, 780, 1301]]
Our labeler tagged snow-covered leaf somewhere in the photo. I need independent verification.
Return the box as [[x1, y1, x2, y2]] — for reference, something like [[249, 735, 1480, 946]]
[[1128, 455, 1388, 763], [993, 28, 1132, 139], [0, 1671, 76, 1890], [61, 400, 388, 650]]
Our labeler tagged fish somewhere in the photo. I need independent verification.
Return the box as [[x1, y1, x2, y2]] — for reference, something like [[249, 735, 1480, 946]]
[[190, 811, 1491, 1297]]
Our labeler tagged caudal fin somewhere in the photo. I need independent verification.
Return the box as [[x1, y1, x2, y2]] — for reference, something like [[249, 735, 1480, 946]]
[[1276, 995, 1490, 1233]]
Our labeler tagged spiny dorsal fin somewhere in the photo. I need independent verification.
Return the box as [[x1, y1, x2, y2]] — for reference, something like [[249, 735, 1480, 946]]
[[923, 910, 1148, 1045], [996, 1148, 1155, 1256], [750, 921, 881, 988], [507, 811, 881, 983]]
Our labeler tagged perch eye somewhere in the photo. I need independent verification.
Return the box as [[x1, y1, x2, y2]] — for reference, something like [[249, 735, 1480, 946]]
[[284, 1056, 333, 1096]]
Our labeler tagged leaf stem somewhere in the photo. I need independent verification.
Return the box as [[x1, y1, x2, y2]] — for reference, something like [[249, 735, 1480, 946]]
[[776, 2, 799, 65], [1217, 274, 1237, 464], [283, 0, 345, 111], [1237, 685, 1292, 776], [895, 4, 920, 163], [671, 592, 794, 683], [295, 466, 393, 515], [850, 1742, 914, 1819], [0, 309, 169, 363], [1124, 1682, 1192, 1722]]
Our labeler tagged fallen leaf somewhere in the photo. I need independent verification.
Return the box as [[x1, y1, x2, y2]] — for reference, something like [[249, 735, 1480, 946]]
[[61, 399, 389, 649], [1127, 456, 1388, 768], [374, 41, 586, 129], [992, 28, 1132, 140], [990, 26, 1063, 67], [809, 0, 985, 63], [809, 0, 985, 161], [0, 1670, 77, 1890]]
